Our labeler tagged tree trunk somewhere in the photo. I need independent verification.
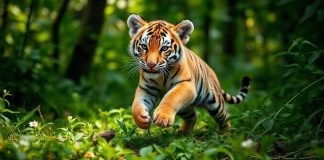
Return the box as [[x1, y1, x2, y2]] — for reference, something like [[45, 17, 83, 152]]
[[19, 0, 37, 58], [202, 0, 213, 63], [52, 0, 70, 69], [65, 0, 106, 82], [223, 0, 237, 55], [0, 0, 9, 56]]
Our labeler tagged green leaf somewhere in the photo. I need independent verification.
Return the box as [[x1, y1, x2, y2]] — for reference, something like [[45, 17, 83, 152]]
[[0, 108, 20, 114], [251, 118, 268, 133], [15, 106, 38, 129], [313, 69, 324, 75], [116, 119, 128, 135], [308, 52, 320, 64], [128, 127, 136, 137], [300, 1, 323, 23], [108, 109, 122, 116], [38, 122, 54, 131], [0, 99, 4, 110], [153, 144, 167, 155], [302, 40, 317, 48], [284, 63, 301, 69], [204, 147, 235, 160], [262, 118, 274, 130], [74, 133, 84, 141], [0, 114, 10, 123], [282, 68, 295, 78], [274, 51, 289, 57], [288, 39, 299, 52], [139, 145, 153, 157]]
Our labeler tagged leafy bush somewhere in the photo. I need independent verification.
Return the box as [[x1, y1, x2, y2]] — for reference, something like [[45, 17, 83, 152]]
[[0, 39, 323, 159]]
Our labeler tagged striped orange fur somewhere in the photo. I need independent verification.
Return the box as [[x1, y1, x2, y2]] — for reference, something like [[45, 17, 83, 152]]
[[127, 14, 250, 134]]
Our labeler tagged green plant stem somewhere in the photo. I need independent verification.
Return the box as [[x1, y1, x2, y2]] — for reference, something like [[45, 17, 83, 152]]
[[253, 77, 324, 134], [147, 127, 152, 139], [316, 113, 324, 140], [274, 76, 324, 119]]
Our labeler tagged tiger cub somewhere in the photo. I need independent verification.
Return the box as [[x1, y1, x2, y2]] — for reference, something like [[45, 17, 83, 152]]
[[127, 14, 250, 134]]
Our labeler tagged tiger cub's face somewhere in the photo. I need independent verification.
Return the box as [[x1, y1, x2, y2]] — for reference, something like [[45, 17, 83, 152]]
[[127, 14, 194, 76]]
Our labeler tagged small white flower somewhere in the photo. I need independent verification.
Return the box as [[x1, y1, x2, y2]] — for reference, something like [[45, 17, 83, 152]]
[[29, 120, 38, 128], [241, 139, 255, 148]]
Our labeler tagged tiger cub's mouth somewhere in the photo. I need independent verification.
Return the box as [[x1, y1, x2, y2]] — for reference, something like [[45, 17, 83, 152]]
[[143, 68, 160, 74]]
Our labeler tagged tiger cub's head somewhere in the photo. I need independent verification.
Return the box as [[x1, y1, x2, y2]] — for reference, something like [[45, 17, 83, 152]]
[[127, 14, 194, 75]]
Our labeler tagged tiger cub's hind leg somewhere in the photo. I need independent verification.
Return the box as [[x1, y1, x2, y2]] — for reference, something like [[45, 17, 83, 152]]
[[176, 108, 197, 135], [205, 99, 231, 134]]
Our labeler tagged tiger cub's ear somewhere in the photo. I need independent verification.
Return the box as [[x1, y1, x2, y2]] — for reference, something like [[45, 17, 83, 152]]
[[173, 20, 194, 45], [127, 14, 147, 37]]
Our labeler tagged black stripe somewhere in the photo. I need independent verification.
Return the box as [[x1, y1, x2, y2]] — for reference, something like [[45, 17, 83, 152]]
[[236, 96, 241, 103], [181, 112, 195, 119], [216, 105, 225, 117], [241, 88, 248, 93], [208, 108, 218, 116], [139, 85, 157, 98], [208, 96, 216, 104], [239, 93, 246, 98], [163, 75, 168, 87], [147, 31, 153, 35], [143, 99, 151, 106], [218, 112, 227, 121], [145, 84, 160, 93], [133, 40, 136, 52], [171, 66, 180, 80], [177, 111, 186, 116], [161, 32, 166, 37], [242, 76, 251, 87], [149, 79, 159, 86], [202, 92, 210, 103], [171, 78, 191, 88], [148, 97, 155, 106], [222, 92, 226, 97], [178, 47, 182, 55], [228, 97, 234, 104], [192, 95, 201, 106], [142, 74, 149, 83], [196, 78, 203, 97]]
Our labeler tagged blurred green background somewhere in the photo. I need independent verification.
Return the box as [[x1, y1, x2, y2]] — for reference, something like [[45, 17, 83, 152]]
[[0, 0, 323, 118]]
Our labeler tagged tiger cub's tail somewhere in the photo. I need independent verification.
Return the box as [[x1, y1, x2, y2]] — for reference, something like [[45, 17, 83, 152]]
[[222, 76, 251, 104]]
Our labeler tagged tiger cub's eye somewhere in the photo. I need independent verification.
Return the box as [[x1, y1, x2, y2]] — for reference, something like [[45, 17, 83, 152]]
[[140, 44, 148, 50], [161, 46, 169, 52]]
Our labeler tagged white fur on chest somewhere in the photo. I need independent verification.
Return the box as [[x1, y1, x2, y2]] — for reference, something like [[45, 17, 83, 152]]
[[143, 72, 161, 79]]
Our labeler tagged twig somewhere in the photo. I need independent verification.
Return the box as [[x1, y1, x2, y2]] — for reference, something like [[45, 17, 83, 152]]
[[316, 112, 324, 140], [274, 76, 324, 119], [36, 105, 44, 123], [19, 0, 37, 58]]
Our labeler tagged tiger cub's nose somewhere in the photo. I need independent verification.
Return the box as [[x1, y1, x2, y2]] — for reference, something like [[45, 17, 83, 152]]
[[146, 62, 157, 68]]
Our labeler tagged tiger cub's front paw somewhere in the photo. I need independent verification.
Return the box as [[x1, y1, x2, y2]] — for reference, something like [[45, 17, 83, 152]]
[[133, 110, 151, 129], [153, 108, 175, 128]]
